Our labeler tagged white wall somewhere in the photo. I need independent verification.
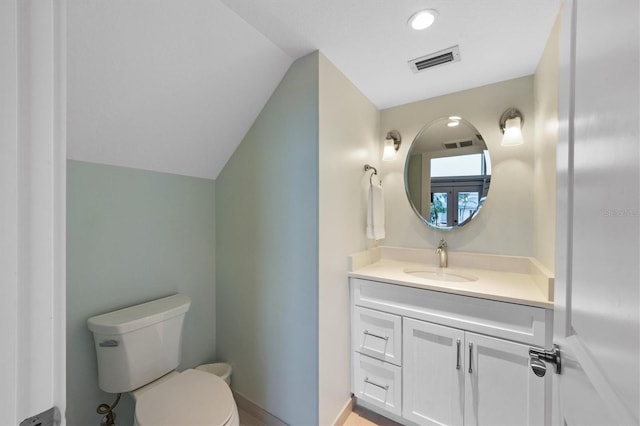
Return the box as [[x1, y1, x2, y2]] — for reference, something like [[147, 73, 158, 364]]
[[380, 77, 535, 255], [318, 54, 379, 425], [533, 12, 561, 272]]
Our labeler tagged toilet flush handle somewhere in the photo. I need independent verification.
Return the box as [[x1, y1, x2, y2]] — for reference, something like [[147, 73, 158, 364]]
[[99, 339, 119, 347]]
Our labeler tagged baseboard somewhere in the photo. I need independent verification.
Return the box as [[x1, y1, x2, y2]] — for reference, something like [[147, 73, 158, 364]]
[[232, 390, 288, 426], [333, 395, 354, 426]]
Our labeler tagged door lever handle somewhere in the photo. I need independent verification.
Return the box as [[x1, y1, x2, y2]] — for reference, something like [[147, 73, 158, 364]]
[[529, 344, 561, 375]]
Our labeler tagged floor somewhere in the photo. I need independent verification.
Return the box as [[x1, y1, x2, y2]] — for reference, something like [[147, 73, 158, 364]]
[[238, 408, 263, 426], [342, 406, 402, 426], [238, 405, 401, 426]]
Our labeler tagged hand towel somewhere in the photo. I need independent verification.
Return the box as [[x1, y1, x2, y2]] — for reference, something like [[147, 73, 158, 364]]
[[366, 181, 385, 240]]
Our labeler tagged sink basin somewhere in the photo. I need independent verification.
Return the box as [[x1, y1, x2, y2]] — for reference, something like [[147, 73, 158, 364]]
[[404, 268, 478, 283]]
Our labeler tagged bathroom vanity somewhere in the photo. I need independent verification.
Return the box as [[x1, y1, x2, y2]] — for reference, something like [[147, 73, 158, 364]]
[[348, 247, 554, 426]]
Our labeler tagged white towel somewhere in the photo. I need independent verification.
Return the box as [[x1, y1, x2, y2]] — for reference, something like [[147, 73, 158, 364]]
[[366, 181, 385, 240]]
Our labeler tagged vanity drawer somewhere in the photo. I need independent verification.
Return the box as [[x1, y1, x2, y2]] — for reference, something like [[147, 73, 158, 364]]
[[353, 306, 402, 366], [353, 352, 402, 417]]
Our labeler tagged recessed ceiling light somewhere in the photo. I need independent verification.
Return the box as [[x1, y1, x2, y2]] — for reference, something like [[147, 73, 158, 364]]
[[408, 9, 437, 31]]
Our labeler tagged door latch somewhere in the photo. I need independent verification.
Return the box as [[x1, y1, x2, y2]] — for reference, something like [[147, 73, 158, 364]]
[[20, 406, 61, 426], [529, 344, 561, 377]]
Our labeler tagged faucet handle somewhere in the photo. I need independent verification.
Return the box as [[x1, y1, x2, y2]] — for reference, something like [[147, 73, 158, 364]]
[[438, 238, 447, 248]]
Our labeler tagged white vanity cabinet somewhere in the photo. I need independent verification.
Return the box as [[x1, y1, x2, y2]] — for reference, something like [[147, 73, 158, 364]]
[[351, 306, 403, 415], [353, 306, 402, 366], [350, 278, 552, 426], [403, 319, 546, 426], [402, 318, 465, 425], [462, 332, 545, 426]]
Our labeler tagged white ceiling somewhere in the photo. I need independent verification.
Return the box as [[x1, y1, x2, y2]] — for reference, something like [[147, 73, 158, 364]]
[[67, 0, 561, 179]]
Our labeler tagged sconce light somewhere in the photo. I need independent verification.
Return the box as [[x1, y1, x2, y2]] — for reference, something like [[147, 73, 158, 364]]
[[382, 130, 402, 161], [499, 108, 524, 146]]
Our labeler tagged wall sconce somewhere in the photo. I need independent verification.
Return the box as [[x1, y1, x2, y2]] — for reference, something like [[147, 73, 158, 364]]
[[499, 108, 525, 146], [382, 130, 402, 161]]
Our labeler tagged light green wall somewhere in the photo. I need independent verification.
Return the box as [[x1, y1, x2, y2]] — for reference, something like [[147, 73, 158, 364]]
[[215, 53, 320, 424], [67, 160, 216, 426]]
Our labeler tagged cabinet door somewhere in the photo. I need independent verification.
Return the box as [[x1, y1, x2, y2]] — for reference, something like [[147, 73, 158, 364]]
[[464, 332, 547, 426], [403, 318, 465, 426]]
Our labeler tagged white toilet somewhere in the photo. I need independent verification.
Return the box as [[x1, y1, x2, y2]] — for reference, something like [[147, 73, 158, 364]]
[[87, 294, 239, 426]]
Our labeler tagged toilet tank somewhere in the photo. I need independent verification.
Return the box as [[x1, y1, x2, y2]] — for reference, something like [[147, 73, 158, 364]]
[[87, 294, 191, 393]]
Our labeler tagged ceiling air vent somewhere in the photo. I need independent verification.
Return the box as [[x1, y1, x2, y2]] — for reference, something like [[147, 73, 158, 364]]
[[409, 45, 461, 73], [443, 140, 473, 150]]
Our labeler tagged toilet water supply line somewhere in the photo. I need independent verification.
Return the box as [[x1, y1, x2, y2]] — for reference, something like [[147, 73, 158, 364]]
[[97, 393, 121, 426]]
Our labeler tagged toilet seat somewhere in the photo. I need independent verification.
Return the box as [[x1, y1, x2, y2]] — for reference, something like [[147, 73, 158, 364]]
[[135, 369, 235, 426]]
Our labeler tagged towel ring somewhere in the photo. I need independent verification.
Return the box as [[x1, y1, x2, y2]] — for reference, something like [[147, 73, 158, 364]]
[[364, 164, 380, 186]]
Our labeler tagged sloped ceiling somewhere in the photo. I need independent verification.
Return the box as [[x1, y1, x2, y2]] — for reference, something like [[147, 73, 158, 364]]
[[67, 0, 293, 179], [67, 0, 561, 179]]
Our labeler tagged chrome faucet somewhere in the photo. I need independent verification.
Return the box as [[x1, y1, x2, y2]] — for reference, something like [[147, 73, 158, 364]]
[[436, 238, 448, 268]]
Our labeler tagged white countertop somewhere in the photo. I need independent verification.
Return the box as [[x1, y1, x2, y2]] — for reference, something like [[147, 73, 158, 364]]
[[348, 247, 554, 309]]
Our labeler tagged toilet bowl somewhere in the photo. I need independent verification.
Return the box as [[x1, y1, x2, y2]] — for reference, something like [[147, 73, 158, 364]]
[[87, 294, 238, 426], [133, 369, 239, 426]]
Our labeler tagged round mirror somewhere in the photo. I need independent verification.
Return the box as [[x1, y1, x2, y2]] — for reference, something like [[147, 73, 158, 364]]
[[405, 117, 491, 230]]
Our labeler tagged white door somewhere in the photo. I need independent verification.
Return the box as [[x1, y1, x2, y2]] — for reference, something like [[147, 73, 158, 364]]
[[553, 1, 639, 425], [403, 318, 465, 426], [0, 1, 66, 424], [464, 332, 547, 426]]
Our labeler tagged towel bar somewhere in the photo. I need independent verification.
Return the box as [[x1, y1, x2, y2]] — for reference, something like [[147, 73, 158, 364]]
[[364, 164, 381, 185]]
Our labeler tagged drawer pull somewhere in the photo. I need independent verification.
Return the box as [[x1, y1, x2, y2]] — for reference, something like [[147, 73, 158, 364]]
[[364, 377, 389, 391], [456, 338, 461, 370], [363, 330, 389, 341], [468, 342, 474, 374]]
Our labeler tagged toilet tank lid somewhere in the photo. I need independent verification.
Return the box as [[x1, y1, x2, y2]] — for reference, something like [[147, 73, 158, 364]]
[[88, 294, 191, 335]]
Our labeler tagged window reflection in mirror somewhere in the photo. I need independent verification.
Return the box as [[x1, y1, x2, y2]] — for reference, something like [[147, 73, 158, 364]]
[[405, 117, 491, 231], [429, 152, 491, 227]]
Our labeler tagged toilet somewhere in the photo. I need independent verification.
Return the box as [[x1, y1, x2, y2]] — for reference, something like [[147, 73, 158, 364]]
[[87, 294, 239, 426]]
